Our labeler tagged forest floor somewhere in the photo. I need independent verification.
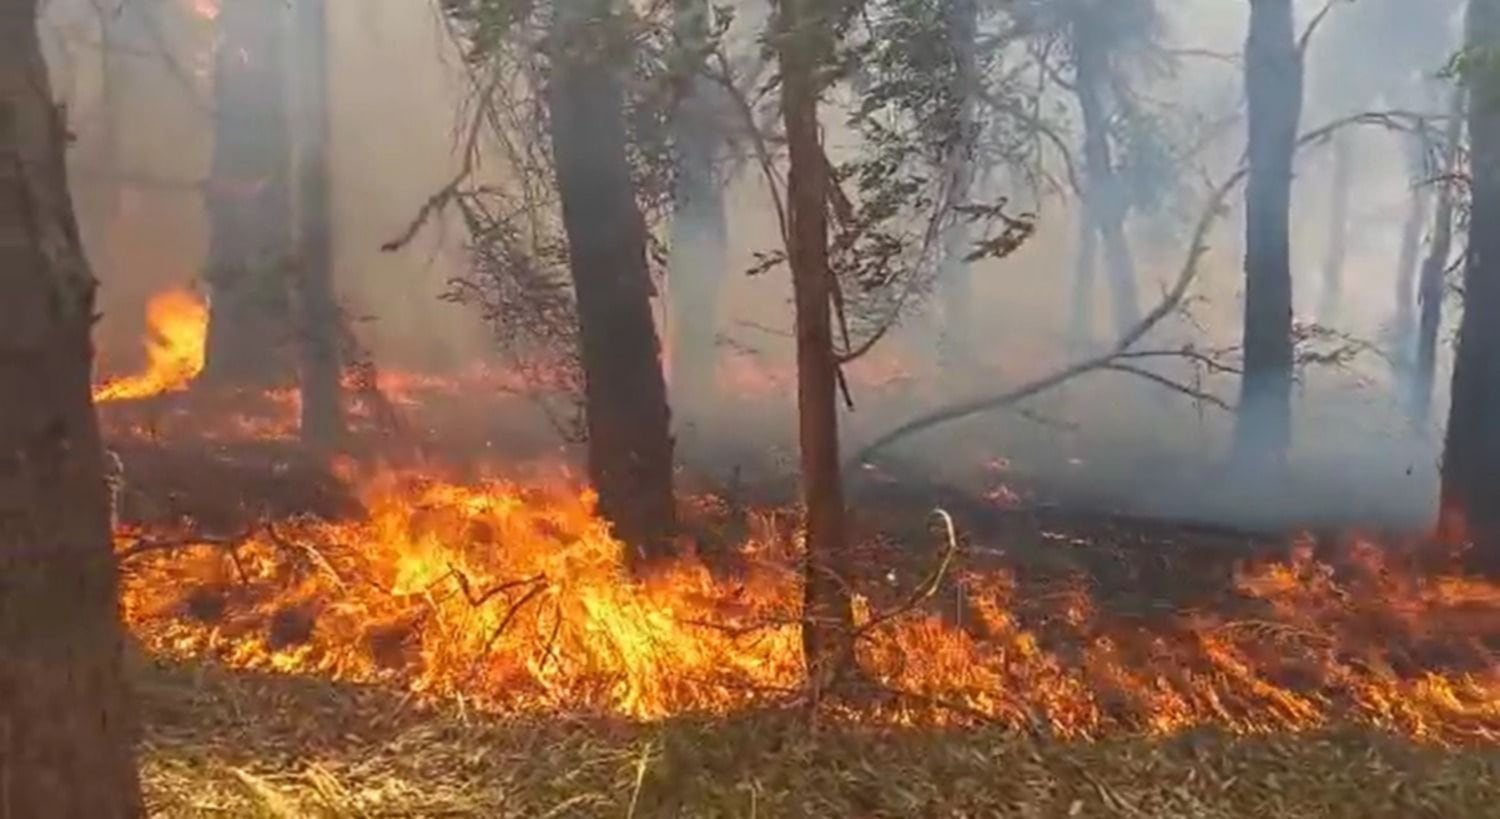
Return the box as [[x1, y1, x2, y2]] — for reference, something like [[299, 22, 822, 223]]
[[134, 659, 1500, 818]]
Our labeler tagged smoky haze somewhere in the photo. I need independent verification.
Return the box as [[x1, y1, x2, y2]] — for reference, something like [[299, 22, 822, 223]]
[[48, 0, 1466, 533]]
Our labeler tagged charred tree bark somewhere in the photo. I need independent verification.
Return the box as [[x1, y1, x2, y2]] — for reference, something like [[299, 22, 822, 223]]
[[0, 3, 143, 813], [1412, 90, 1464, 427], [203, 0, 295, 385], [937, 0, 979, 368], [776, 0, 855, 697], [293, 0, 343, 447], [1234, 0, 1301, 465], [667, 0, 728, 425], [549, 0, 677, 560], [1442, 0, 1500, 560], [1072, 14, 1140, 337], [1317, 130, 1352, 324]]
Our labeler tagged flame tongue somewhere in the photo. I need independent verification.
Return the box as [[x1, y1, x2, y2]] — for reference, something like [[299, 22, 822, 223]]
[[95, 289, 209, 404]]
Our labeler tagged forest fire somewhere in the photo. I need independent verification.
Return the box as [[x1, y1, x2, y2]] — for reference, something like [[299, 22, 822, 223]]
[[94, 289, 209, 404], [116, 461, 1500, 743]]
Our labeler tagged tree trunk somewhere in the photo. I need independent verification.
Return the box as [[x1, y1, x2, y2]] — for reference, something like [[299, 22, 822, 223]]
[[1392, 135, 1433, 381], [1413, 90, 1464, 427], [1317, 130, 1353, 324], [293, 0, 343, 447], [0, 3, 143, 812], [1073, 16, 1140, 337], [1234, 0, 1300, 465], [667, 0, 728, 427], [203, 0, 296, 385], [777, 0, 855, 698], [549, 0, 677, 560], [937, 0, 979, 368], [1069, 200, 1100, 351], [1441, 0, 1500, 560]]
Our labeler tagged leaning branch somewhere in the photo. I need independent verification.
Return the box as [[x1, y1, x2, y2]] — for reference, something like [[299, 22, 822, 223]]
[[851, 111, 1421, 466]]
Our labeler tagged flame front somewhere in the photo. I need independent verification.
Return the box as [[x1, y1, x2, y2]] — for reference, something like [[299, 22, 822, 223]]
[[94, 289, 208, 404], [119, 469, 1500, 740]]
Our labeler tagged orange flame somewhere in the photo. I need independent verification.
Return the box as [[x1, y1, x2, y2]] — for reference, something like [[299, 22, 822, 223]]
[[94, 289, 209, 404]]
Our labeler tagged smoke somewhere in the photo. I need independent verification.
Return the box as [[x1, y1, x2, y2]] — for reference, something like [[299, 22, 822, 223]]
[[50, 0, 1466, 532]]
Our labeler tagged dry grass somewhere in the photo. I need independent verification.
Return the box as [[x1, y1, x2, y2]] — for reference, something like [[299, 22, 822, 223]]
[[135, 659, 1500, 818]]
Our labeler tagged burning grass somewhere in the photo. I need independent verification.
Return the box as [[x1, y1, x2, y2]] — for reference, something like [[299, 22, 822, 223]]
[[116, 461, 1500, 743]]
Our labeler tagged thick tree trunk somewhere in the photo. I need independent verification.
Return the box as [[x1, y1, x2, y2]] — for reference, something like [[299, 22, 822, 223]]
[[1234, 0, 1300, 464], [777, 0, 855, 697], [1441, 0, 1500, 561], [1413, 90, 1464, 427], [937, 0, 979, 368], [293, 0, 343, 446], [667, 0, 728, 426], [0, 3, 143, 813], [1317, 130, 1353, 324], [1073, 17, 1140, 337], [203, 0, 295, 384], [549, 0, 677, 560]]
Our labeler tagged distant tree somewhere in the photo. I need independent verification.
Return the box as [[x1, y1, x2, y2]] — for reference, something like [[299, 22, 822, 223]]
[[0, 0, 143, 811], [1442, 0, 1500, 564], [292, 0, 344, 446], [666, 0, 730, 428], [203, 0, 296, 384], [1234, 0, 1301, 466], [1412, 89, 1465, 426]]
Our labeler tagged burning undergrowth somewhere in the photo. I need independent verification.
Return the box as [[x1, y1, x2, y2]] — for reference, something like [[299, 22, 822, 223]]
[[113, 454, 1500, 743]]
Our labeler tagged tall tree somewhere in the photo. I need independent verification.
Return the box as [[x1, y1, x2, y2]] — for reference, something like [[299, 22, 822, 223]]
[[0, 0, 142, 812], [1069, 0, 1143, 340], [1317, 130, 1352, 323], [1442, 0, 1500, 561], [936, 0, 980, 367], [776, 0, 856, 695], [667, 0, 729, 427], [550, 0, 678, 558], [1234, 0, 1301, 464], [292, 0, 343, 445], [1413, 90, 1464, 426], [203, 0, 295, 384]]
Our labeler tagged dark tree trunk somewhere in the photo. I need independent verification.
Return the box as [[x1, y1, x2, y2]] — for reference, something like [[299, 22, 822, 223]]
[[0, 3, 143, 813], [203, 0, 296, 385], [1317, 130, 1352, 324], [1441, 0, 1500, 559], [667, 0, 728, 426], [777, 0, 855, 697], [937, 0, 979, 368], [549, 0, 677, 560], [1073, 16, 1140, 337], [293, 0, 343, 447], [1234, 0, 1301, 464], [1413, 90, 1464, 427]]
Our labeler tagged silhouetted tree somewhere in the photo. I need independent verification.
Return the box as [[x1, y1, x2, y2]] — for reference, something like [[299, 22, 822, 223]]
[[0, 1, 143, 811], [1234, 0, 1301, 465], [1413, 90, 1464, 426]]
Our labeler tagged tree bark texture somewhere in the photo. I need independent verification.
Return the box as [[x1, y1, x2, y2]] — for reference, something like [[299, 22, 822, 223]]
[[1442, 0, 1500, 561], [0, 2, 143, 813], [549, 0, 678, 560], [667, 0, 729, 423], [1234, 0, 1300, 464], [293, 0, 344, 446], [203, 0, 296, 385], [777, 0, 855, 695]]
